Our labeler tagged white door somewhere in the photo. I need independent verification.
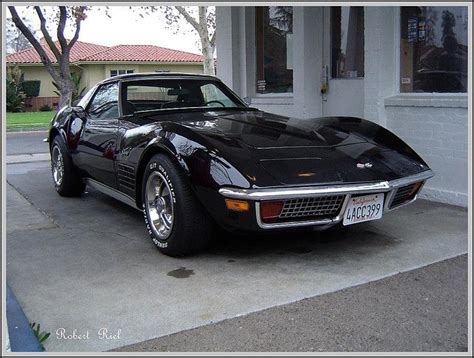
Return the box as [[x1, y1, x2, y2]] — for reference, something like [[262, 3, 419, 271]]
[[321, 7, 365, 117]]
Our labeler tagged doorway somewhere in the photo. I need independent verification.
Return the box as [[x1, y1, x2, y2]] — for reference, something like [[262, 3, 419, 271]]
[[321, 6, 365, 117]]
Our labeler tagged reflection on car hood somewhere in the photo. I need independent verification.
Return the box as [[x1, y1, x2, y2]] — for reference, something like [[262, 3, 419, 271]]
[[156, 110, 427, 187], [177, 110, 369, 149]]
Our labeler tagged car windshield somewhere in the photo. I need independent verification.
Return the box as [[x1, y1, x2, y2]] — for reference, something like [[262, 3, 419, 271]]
[[121, 79, 245, 115]]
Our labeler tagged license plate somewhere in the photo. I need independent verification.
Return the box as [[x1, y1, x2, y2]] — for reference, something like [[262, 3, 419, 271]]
[[343, 194, 384, 226]]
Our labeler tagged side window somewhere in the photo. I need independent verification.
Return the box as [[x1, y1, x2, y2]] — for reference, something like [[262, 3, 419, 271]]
[[88, 82, 119, 119]]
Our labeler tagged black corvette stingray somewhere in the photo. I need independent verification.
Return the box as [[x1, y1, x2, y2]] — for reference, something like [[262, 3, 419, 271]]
[[48, 73, 433, 256]]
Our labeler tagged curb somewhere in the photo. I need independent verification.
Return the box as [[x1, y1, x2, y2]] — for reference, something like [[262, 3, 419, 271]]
[[6, 285, 43, 352], [7, 128, 49, 133], [7, 153, 50, 164]]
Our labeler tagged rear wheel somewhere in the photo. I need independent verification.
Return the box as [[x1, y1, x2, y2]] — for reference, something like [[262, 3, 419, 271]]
[[142, 154, 212, 257], [51, 136, 85, 196]]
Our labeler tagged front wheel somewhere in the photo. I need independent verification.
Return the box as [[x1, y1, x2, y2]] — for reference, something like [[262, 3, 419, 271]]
[[51, 136, 85, 197], [142, 154, 213, 257]]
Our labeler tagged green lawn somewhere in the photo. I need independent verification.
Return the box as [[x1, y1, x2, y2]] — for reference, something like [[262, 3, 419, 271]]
[[6, 111, 56, 130]]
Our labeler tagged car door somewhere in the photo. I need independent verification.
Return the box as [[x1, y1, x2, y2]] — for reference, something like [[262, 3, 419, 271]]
[[76, 81, 120, 188]]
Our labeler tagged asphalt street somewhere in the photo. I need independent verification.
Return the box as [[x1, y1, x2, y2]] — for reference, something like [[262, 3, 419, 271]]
[[5, 132, 470, 353], [6, 130, 49, 156]]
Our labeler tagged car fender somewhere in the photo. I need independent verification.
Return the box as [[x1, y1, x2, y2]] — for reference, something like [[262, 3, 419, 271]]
[[48, 107, 76, 150]]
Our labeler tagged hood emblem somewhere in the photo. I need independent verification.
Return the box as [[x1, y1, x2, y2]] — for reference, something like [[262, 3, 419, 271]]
[[357, 162, 373, 169]]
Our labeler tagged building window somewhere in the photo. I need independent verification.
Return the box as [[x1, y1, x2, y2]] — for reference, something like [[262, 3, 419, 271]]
[[331, 7, 365, 79], [110, 69, 134, 77], [256, 6, 293, 94], [400, 6, 468, 93]]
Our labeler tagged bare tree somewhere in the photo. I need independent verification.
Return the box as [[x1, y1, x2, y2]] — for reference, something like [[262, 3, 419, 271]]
[[159, 6, 216, 75], [8, 6, 88, 108], [6, 18, 34, 54]]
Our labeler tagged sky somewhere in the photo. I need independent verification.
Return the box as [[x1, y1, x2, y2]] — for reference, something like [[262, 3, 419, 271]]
[[9, 6, 203, 54]]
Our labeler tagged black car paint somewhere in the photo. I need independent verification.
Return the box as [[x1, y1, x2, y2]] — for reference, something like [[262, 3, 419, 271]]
[[49, 74, 430, 231]]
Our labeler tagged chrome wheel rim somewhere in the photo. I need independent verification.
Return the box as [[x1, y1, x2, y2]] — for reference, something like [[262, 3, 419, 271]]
[[145, 171, 174, 240], [51, 145, 64, 186]]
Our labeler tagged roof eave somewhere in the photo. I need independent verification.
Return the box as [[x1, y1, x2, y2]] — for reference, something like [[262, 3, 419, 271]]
[[77, 60, 203, 65]]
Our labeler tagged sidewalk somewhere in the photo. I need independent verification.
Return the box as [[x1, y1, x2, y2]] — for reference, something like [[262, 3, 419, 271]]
[[6, 128, 49, 133]]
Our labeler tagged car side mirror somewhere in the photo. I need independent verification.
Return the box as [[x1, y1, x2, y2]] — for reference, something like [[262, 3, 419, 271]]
[[243, 97, 251, 106], [73, 106, 86, 118]]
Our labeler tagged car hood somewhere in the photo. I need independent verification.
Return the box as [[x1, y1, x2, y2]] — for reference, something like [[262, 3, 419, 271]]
[[157, 110, 428, 187], [177, 110, 369, 148]]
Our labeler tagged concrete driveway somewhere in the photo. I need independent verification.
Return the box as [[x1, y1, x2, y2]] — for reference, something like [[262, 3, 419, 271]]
[[6, 160, 468, 352]]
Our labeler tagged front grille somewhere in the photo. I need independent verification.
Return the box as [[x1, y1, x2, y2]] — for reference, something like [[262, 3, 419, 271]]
[[390, 183, 419, 208], [279, 195, 345, 221]]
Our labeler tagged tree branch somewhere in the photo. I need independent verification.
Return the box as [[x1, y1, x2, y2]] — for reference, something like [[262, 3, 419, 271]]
[[198, 7, 208, 34], [69, 7, 85, 48], [8, 6, 61, 83], [176, 6, 199, 31], [210, 30, 216, 48], [56, 6, 68, 52], [34, 6, 61, 62]]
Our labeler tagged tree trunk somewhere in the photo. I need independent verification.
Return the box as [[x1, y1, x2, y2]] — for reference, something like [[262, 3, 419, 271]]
[[200, 38, 215, 75], [58, 78, 73, 108], [8, 6, 85, 110]]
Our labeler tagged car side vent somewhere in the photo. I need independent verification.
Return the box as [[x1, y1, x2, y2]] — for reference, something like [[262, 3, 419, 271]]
[[117, 163, 135, 191]]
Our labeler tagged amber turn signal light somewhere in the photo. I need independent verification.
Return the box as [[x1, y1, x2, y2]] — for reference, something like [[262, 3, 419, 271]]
[[260, 201, 284, 223], [409, 182, 423, 196], [225, 199, 250, 212]]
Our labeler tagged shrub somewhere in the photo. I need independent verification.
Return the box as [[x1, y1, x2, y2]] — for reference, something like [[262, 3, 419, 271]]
[[6, 66, 25, 112], [39, 104, 52, 112], [23, 80, 41, 98]]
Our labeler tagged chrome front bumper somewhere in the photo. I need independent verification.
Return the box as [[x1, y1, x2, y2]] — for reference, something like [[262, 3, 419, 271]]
[[219, 170, 434, 229]]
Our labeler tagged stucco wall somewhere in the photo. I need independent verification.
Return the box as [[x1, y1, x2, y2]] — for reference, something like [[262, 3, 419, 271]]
[[80, 64, 105, 92], [12, 62, 204, 98], [19, 65, 57, 98], [136, 64, 203, 74]]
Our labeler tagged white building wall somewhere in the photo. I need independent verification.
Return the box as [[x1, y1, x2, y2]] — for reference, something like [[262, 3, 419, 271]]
[[384, 98, 468, 206], [217, 6, 469, 207], [363, 7, 398, 127], [364, 6, 468, 207], [216, 6, 325, 119]]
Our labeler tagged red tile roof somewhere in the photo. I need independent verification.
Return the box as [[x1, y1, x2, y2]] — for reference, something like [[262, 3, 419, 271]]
[[82, 45, 203, 63], [7, 41, 203, 64], [7, 40, 109, 64]]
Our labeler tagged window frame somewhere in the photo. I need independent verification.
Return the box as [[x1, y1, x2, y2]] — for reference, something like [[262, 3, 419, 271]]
[[255, 6, 295, 95], [397, 6, 468, 95], [110, 69, 135, 77], [85, 81, 120, 119], [330, 6, 365, 80]]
